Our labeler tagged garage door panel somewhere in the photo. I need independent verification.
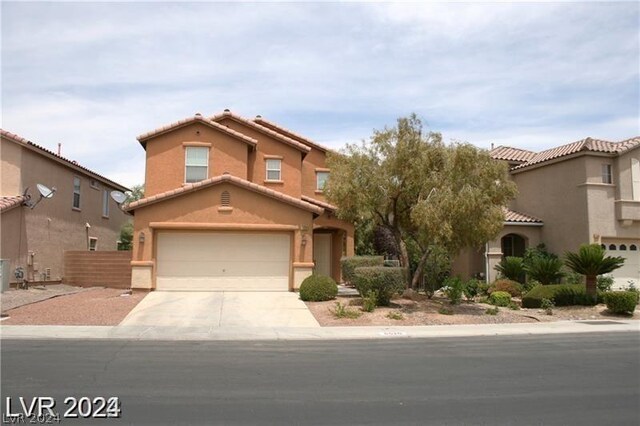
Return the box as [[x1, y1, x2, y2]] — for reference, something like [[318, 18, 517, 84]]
[[156, 232, 290, 291], [604, 240, 640, 289]]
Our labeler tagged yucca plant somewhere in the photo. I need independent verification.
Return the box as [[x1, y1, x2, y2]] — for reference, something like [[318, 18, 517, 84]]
[[494, 256, 525, 283], [565, 244, 625, 297], [524, 256, 565, 285]]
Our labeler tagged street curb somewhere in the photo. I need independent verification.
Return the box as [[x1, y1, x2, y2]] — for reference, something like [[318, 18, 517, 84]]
[[1, 320, 639, 341]]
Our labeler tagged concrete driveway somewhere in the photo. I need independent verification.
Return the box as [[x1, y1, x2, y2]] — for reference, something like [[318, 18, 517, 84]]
[[119, 292, 320, 328]]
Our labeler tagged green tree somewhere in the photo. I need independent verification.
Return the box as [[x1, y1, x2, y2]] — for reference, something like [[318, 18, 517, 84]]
[[325, 114, 517, 289], [564, 244, 625, 297], [125, 184, 145, 204], [118, 221, 133, 250]]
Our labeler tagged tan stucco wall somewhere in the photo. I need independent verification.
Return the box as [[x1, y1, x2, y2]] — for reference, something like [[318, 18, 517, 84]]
[[0, 207, 27, 278], [217, 117, 304, 198], [143, 122, 250, 197], [131, 182, 315, 290], [1, 137, 23, 195], [1, 140, 129, 282], [301, 148, 329, 202], [616, 148, 640, 201]]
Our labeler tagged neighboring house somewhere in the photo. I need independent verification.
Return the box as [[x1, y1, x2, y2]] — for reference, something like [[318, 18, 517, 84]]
[[126, 110, 354, 291], [453, 136, 640, 288], [1, 130, 130, 284]]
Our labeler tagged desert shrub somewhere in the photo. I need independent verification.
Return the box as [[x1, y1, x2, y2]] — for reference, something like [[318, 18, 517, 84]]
[[508, 301, 521, 310], [521, 284, 602, 308], [463, 279, 481, 300], [341, 256, 384, 285], [603, 292, 638, 315], [443, 276, 465, 305], [477, 282, 491, 296], [485, 306, 499, 315], [495, 256, 525, 283], [521, 279, 539, 295], [332, 302, 361, 319], [489, 291, 512, 307], [352, 266, 405, 306], [421, 245, 451, 298], [524, 256, 565, 284], [488, 279, 523, 297], [299, 275, 338, 301], [386, 311, 404, 320], [361, 290, 378, 313], [438, 306, 454, 315], [623, 283, 640, 303], [540, 298, 554, 315], [564, 271, 584, 285], [597, 275, 614, 292]]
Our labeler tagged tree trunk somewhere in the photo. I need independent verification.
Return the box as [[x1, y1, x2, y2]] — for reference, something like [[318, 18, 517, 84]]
[[389, 227, 412, 288], [585, 275, 597, 297], [410, 249, 430, 290]]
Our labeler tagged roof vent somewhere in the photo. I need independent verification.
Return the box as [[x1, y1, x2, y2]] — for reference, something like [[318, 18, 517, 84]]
[[221, 190, 231, 207], [255, 114, 262, 120], [223, 108, 230, 113], [195, 112, 202, 117]]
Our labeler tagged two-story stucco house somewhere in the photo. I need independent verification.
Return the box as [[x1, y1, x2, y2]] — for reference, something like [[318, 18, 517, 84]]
[[453, 136, 640, 288], [126, 110, 354, 291], [1, 130, 130, 284]]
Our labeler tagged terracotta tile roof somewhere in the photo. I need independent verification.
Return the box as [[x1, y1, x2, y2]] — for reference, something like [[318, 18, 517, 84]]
[[0, 195, 25, 212], [503, 208, 543, 224], [1, 129, 129, 192], [253, 116, 336, 154], [512, 136, 640, 171], [301, 195, 337, 211], [210, 110, 311, 154], [137, 113, 258, 148], [489, 146, 537, 163], [125, 174, 324, 215]]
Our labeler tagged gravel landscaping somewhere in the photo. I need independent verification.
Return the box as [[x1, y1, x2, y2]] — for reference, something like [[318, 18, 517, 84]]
[[1, 284, 93, 312], [305, 294, 638, 327], [1, 288, 146, 326]]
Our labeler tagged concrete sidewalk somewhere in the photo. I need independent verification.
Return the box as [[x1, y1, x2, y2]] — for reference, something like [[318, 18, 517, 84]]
[[1, 319, 638, 341]]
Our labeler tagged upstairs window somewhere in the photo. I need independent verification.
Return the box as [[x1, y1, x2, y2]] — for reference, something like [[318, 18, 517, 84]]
[[265, 159, 282, 181], [88, 237, 98, 251], [316, 171, 329, 191], [72, 176, 81, 209], [102, 189, 109, 218], [185, 147, 209, 183], [601, 164, 612, 184]]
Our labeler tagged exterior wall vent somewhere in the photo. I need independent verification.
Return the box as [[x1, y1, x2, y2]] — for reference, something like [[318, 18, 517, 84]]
[[221, 191, 231, 207]]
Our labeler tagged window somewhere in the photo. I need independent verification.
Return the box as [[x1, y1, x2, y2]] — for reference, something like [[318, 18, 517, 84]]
[[72, 176, 81, 209], [601, 164, 612, 184], [316, 171, 329, 191], [90, 179, 99, 189], [608, 244, 616, 250], [265, 159, 281, 181], [102, 189, 109, 218], [185, 146, 209, 183], [88, 237, 98, 251], [620, 244, 627, 251], [630, 245, 637, 251]]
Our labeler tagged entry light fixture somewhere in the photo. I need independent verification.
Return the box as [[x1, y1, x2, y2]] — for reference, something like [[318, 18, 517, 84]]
[[139, 232, 146, 243]]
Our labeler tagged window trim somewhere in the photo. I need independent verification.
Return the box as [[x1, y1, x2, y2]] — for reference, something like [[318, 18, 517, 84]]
[[90, 179, 100, 190], [102, 189, 110, 218], [184, 146, 209, 183], [316, 171, 330, 192], [88, 237, 98, 251], [265, 158, 282, 182], [601, 163, 613, 184], [72, 176, 81, 210]]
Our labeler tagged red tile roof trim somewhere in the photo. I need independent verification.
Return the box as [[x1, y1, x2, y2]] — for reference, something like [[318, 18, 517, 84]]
[[125, 174, 324, 215], [301, 195, 337, 211], [0, 196, 25, 212], [503, 208, 543, 224], [210, 110, 311, 154], [137, 114, 258, 147], [254, 116, 335, 154], [1, 129, 129, 192], [489, 146, 536, 163]]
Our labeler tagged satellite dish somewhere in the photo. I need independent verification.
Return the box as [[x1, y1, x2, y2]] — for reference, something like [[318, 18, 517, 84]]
[[110, 191, 127, 204], [37, 183, 55, 199]]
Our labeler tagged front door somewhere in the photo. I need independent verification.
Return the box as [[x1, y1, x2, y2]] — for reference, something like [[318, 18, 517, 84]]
[[313, 234, 332, 278]]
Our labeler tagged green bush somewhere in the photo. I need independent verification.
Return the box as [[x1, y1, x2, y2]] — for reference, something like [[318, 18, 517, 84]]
[[495, 256, 525, 283], [524, 256, 565, 284], [603, 292, 638, 315], [352, 266, 405, 306], [463, 279, 481, 299], [597, 275, 614, 292], [361, 290, 378, 312], [386, 311, 404, 320], [488, 279, 523, 297], [564, 271, 584, 285], [508, 301, 521, 310], [332, 302, 361, 319], [443, 276, 465, 305], [477, 282, 491, 296], [540, 298, 554, 315], [521, 280, 539, 295], [485, 306, 499, 315], [422, 245, 451, 298], [489, 291, 512, 307], [299, 274, 338, 302], [438, 306, 454, 315], [521, 284, 603, 308], [341, 256, 384, 285]]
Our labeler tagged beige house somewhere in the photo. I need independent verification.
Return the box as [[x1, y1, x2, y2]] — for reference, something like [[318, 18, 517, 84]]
[[1, 130, 130, 284], [126, 110, 354, 292], [453, 137, 640, 288]]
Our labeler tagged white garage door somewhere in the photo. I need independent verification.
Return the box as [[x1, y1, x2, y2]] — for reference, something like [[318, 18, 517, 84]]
[[156, 232, 290, 291], [604, 241, 640, 289]]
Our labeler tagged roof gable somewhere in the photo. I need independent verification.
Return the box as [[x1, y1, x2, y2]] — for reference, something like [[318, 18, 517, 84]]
[[489, 146, 536, 163], [126, 174, 323, 215], [503, 208, 543, 224], [253, 116, 335, 154]]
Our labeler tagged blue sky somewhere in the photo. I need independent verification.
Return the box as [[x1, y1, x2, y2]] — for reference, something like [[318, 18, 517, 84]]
[[2, 1, 638, 188]]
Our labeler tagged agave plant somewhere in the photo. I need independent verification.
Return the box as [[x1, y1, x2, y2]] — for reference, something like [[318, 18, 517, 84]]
[[565, 244, 625, 297], [494, 256, 525, 283], [524, 256, 565, 285]]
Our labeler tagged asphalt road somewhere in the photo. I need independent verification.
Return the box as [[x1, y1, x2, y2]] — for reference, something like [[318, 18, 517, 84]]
[[2, 333, 639, 425]]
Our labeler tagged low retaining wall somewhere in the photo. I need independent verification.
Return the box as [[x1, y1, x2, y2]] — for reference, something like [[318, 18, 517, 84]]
[[63, 251, 132, 289]]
